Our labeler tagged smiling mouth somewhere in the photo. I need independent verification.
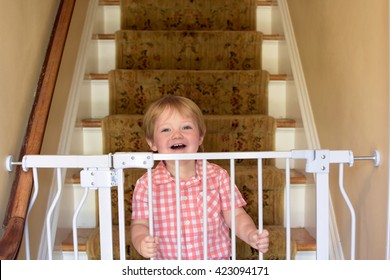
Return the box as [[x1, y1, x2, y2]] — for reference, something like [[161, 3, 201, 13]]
[[171, 143, 186, 150]]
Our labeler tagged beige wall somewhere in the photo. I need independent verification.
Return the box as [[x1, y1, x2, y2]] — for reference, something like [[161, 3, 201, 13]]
[[0, 0, 59, 240], [287, 0, 389, 259]]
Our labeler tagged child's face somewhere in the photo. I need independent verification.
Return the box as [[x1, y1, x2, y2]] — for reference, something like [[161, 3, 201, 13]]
[[147, 108, 204, 154]]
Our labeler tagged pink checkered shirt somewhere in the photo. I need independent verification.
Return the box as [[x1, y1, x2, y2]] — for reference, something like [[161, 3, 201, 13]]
[[131, 160, 246, 260]]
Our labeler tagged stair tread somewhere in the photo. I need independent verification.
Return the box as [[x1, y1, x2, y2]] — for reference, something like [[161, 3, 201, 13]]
[[99, 0, 276, 7], [61, 227, 315, 254], [256, 0, 278, 7], [85, 73, 291, 81], [290, 228, 317, 251], [80, 117, 297, 129], [92, 33, 285, 41], [61, 228, 93, 252]]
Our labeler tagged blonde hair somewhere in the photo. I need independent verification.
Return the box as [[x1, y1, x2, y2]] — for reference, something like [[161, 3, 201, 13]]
[[143, 96, 206, 148]]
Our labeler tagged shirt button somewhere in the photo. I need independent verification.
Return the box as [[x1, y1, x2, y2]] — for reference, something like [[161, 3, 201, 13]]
[[182, 196, 187, 200]]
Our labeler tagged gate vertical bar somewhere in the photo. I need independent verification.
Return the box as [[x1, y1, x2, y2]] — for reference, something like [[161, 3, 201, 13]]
[[338, 163, 356, 260], [147, 167, 155, 260], [116, 168, 126, 260], [25, 167, 39, 260], [98, 186, 114, 260], [46, 168, 63, 260], [175, 160, 182, 259], [285, 159, 291, 260], [202, 159, 208, 259], [297, 150, 331, 260], [316, 172, 330, 259], [72, 187, 89, 260], [230, 159, 236, 260], [257, 159, 263, 260], [147, 168, 154, 237]]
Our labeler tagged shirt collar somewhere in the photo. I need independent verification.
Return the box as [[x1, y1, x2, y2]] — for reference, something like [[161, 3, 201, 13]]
[[152, 160, 221, 185]]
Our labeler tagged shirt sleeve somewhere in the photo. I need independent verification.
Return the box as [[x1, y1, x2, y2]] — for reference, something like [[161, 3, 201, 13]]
[[217, 167, 247, 210], [131, 175, 149, 220]]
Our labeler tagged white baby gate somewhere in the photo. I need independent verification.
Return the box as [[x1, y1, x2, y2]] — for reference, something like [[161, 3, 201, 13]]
[[6, 149, 380, 260]]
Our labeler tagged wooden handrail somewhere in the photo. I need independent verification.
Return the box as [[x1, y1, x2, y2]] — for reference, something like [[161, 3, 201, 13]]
[[0, 0, 76, 260]]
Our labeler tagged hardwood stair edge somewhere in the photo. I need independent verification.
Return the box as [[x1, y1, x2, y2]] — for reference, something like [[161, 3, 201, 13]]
[[61, 228, 94, 252], [291, 228, 317, 252], [99, 0, 119, 6]]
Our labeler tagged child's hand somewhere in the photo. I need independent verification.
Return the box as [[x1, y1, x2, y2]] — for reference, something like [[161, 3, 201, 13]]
[[248, 229, 269, 253], [139, 235, 159, 258]]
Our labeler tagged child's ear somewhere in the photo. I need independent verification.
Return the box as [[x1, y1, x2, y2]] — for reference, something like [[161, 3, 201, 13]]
[[146, 138, 158, 152], [199, 135, 204, 146], [199, 131, 205, 146]]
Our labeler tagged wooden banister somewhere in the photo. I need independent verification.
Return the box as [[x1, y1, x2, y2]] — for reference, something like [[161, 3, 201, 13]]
[[0, 0, 76, 260]]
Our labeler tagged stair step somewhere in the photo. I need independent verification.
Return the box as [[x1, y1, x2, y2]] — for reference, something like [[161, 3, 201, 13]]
[[98, 0, 277, 6], [87, 34, 289, 74], [290, 228, 316, 252], [81, 73, 297, 120], [80, 117, 297, 129], [75, 119, 303, 163], [96, 1, 282, 36], [99, 0, 277, 6], [92, 33, 285, 41], [60, 226, 316, 256], [85, 72, 290, 81], [99, 0, 119, 5], [61, 228, 93, 252]]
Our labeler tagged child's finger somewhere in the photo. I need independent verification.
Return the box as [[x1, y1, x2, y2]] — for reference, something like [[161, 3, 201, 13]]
[[140, 236, 159, 258], [249, 231, 261, 242], [144, 236, 159, 245], [251, 231, 269, 252], [259, 229, 269, 238]]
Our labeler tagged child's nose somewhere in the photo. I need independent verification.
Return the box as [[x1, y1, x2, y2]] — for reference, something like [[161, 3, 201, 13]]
[[171, 130, 183, 139]]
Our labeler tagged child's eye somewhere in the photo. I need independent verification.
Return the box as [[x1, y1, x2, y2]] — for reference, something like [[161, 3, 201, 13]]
[[182, 125, 193, 130], [161, 128, 170, 133]]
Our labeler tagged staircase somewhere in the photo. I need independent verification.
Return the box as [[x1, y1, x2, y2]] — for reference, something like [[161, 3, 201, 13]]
[[56, 0, 316, 260]]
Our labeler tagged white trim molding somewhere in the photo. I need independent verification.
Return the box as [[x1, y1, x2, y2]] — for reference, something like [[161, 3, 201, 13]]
[[37, 0, 100, 260]]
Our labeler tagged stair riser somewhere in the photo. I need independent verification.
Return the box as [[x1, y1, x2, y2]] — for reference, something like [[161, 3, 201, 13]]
[[275, 127, 307, 169], [256, 5, 284, 35], [82, 79, 296, 120], [263, 40, 292, 75], [94, 4, 283, 35], [94, 5, 120, 34]]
